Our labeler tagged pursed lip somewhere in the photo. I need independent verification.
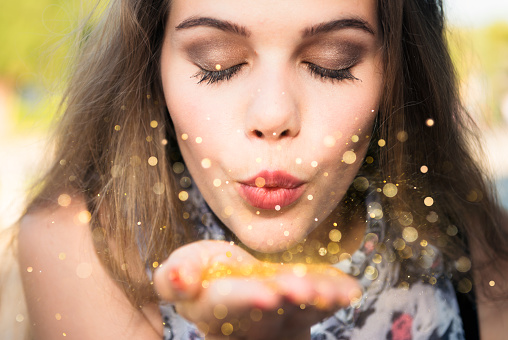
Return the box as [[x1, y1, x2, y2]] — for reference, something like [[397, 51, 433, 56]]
[[236, 170, 306, 210]]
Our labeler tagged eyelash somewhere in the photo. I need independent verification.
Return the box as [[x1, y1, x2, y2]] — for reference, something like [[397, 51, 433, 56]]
[[192, 62, 358, 85]]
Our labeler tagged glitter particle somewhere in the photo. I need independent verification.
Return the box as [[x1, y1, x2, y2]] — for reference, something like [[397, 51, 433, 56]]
[[148, 156, 158, 166], [201, 158, 212, 169], [26, 267, 33, 273], [351, 135, 359, 143], [77, 211, 92, 224], [15, 314, 24, 322], [353, 177, 369, 191], [311, 161, 318, 167], [196, 137, 203, 144], [277, 308, 284, 315], [329, 229, 342, 242], [179, 191, 189, 201], [256, 157, 262, 163], [214, 304, 228, 319], [255, 177, 265, 187], [382, 183, 398, 198], [55, 313, 62, 321], [397, 131, 408, 142], [58, 194, 72, 207], [420, 165, 428, 173], [378, 139, 386, 147], [150, 120, 158, 128], [59, 253, 66, 260], [295, 158, 302, 164], [343, 151, 357, 164], [426, 118, 435, 127], [424, 197, 434, 207], [114, 125, 121, 131], [489, 281, 496, 287], [402, 227, 418, 243], [221, 322, 234, 336], [307, 195, 313, 200], [284, 231, 289, 236], [213, 179, 222, 187], [215, 64, 222, 70], [275, 205, 281, 211], [153, 182, 165, 195], [181, 134, 188, 141]]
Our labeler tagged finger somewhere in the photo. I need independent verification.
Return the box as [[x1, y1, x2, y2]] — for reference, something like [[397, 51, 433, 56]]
[[154, 240, 258, 302]]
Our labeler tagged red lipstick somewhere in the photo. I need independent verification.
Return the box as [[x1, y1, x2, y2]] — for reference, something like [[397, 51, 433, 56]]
[[237, 170, 306, 210]]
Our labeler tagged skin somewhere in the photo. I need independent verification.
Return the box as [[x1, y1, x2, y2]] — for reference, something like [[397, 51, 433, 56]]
[[161, 0, 384, 253]]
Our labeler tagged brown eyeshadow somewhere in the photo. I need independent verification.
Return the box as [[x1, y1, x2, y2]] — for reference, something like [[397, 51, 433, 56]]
[[184, 38, 249, 70]]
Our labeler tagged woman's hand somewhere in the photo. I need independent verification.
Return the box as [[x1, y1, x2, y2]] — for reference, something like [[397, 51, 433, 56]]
[[154, 240, 361, 340]]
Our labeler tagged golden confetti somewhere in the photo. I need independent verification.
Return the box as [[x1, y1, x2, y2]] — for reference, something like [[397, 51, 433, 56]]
[[15, 314, 24, 322], [364, 266, 379, 280], [153, 182, 165, 195], [59, 159, 67, 166], [55, 313, 62, 321], [489, 280, 496, 287], [455, 256, 471, 273], [311, 161, 318, 167], [457, 278, 472, 293], [307, 195, 313, 200], [378, 139, 386, 147], [178, 191, 189, 201], [59, 253, 66, 260], [420, 165, 428, 173], [295, 158, 302, 164], [148, 156, 158, 166], [329, 229, 342, 242], [161, 139, 168, 145], [383, 183, 398, 198], [300, 304, 306, 310], [343, 151, 356, 164], [183, 212, 190, 219], [78, 210, 92, 224], [181, 134, 188, 141], [26, 267, 33, 273], [150, 120, 158, 128], [214, 304, 228, 319], [275, 205, 281, 211], [226, 251, 232, 258], [196, 137, 203, 143], [327, 242, 340, 254], [424, 197, 434, 206], [213, 179, 222, 187], [351, 135, 359, 143], [284, 231, 290, 237], [255, 177, 265, 187], [402, 227, 418, 243], [277, 308, 284, 315], [224, 206, 234, 216], [152, 262, 159, 268], [426, 211, 438, 223], [114, 125, 121, 131], [250, 308, 263, 321], [397, 131, 408, 142], [318, 247, 327, 256], [173, 162, 185, 174], [353, 177, 369, 191], [426, 118, 435, 127], [215, 64, 222, 70], [201, 158, 212, 169], [58, 194, 71, 207], [221, 322, 234, 336], [366, 156, 374, 164], [447, 225, 458, 236]]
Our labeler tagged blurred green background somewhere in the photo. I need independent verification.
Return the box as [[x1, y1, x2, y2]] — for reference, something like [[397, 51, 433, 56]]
[[0, 1, 507, 228]]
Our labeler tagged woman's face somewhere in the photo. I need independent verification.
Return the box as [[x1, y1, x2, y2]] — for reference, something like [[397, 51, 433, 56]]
[[161, 0, 384, 253]]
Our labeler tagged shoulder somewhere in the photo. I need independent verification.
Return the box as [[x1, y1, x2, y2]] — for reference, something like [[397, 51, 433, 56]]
[[18, 196, 163, 339]]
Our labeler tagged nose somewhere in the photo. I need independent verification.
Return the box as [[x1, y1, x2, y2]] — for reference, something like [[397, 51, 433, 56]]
[[245, 73, 301, 141]]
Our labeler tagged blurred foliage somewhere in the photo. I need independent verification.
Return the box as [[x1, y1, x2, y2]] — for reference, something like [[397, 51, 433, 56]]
[[448, 22, 508, 125], [0, 0, 84, 131]]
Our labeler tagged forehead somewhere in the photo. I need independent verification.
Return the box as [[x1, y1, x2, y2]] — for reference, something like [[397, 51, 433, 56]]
[[168, 0, 379, 34]]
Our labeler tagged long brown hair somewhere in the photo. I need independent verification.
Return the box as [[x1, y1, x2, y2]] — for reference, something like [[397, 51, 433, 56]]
[[24, 0, 507, 308]]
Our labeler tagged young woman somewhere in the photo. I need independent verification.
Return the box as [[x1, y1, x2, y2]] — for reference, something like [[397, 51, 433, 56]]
[[13, 0, 508, 339]]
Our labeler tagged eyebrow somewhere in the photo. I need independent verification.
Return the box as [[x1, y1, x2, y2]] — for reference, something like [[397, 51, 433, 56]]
[[175, 17, 251, 37], [302, 18, 375, 38], [175, 17, 375, 39]]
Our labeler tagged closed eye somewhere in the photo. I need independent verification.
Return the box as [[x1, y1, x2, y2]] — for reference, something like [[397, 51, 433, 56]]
[[192, 63, 246, 85], [304, 63, 359, 82]]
